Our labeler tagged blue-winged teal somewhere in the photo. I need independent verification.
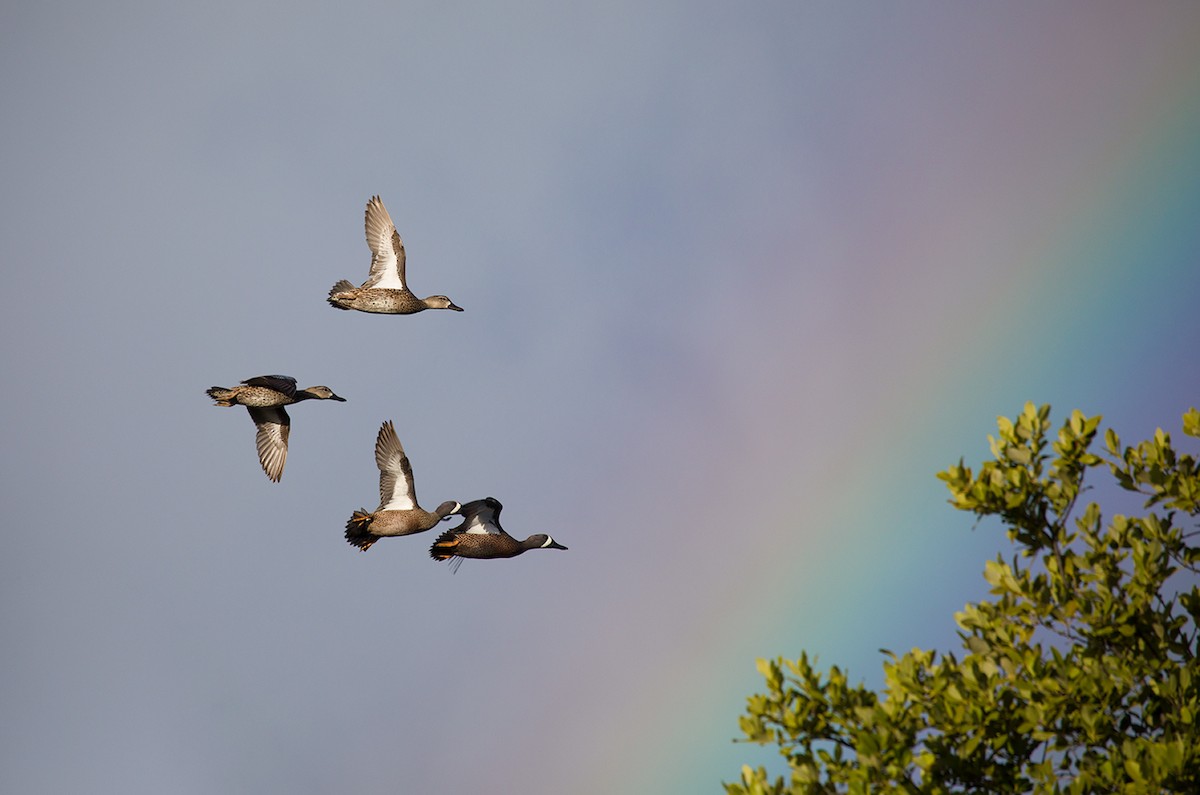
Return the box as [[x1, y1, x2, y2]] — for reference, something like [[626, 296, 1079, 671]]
[[327, 195, 464, 314], [344, 420, 461, 551], [206, 374, 346, 482], [429, 497, 567, 572]]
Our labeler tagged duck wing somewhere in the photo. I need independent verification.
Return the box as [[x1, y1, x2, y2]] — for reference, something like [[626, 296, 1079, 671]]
[[361, 195, 406, 290], [456, 498, 505, 535], [242, 375, 298, 399], [374, 420, 418, 511], [248, 405, 290, 482]]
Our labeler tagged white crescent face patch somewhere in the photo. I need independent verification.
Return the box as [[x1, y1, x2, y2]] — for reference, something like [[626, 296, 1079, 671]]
[[540, 536, 556, 548]]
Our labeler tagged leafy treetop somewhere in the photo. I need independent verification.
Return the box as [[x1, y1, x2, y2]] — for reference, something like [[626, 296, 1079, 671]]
[[728, 403, 1200, 794]]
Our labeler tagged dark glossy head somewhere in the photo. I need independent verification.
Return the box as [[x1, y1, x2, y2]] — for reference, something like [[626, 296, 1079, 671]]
[[525, 534, 567, 551], [436, 500, 463, 519]]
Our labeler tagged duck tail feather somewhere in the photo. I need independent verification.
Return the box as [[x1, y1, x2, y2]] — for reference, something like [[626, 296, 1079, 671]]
[[344, 509, 376, 551]]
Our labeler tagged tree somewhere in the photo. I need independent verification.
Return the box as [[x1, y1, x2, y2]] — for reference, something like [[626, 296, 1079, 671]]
[[728, 403, 1200, 794]]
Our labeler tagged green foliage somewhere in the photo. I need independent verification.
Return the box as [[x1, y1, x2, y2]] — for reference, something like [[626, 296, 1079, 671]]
[[729, 404, 1200, 794]]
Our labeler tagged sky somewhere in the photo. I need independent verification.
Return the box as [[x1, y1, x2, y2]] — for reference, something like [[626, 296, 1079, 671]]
[[3, 2, 1200, 793]]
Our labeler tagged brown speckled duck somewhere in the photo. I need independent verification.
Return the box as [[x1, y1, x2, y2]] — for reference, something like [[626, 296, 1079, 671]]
[[327, 195, 463, 314], [429, 497, 567, 572], [344, 420, 461, 551], [206, 374, 346, 482]]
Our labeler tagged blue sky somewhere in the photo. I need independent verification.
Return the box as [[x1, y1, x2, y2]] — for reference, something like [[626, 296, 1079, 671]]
[[3, 2, 1200, 792]]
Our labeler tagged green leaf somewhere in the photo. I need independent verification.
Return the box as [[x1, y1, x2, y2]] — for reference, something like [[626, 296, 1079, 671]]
[[730, 406, 1200, 793], [1184, 408, 1200, 438]]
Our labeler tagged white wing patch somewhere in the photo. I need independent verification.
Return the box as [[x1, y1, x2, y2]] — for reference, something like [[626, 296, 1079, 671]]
[[377, 453, 417, 510], [379, 491, 417, 512], [363, 197, 406, 289], [364, 254, 406, 290], [375, 420, 418, 511], [462, 512, 501, 535]]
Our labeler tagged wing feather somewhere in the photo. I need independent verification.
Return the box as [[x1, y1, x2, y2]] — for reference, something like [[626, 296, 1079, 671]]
[[361, 196, 406, 289], [374, 420, 418, 511], [243, 375, 297, 398], [249, 406, 290, 482], [459, 498, 504, 535]]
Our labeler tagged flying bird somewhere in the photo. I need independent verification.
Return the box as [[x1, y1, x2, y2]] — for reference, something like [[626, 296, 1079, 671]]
[[327, 195, 463, 314], [429, 497, 567, 573], [344, 420, 461, 551], [206, 374, 345, 482]]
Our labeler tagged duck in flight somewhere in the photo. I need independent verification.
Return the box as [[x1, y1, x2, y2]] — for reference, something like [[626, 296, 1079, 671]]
[[327, 195, 463, 314], [430, 497, 567, 573], [206, 374, 345, 482], [344, 420, 461, 551]]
